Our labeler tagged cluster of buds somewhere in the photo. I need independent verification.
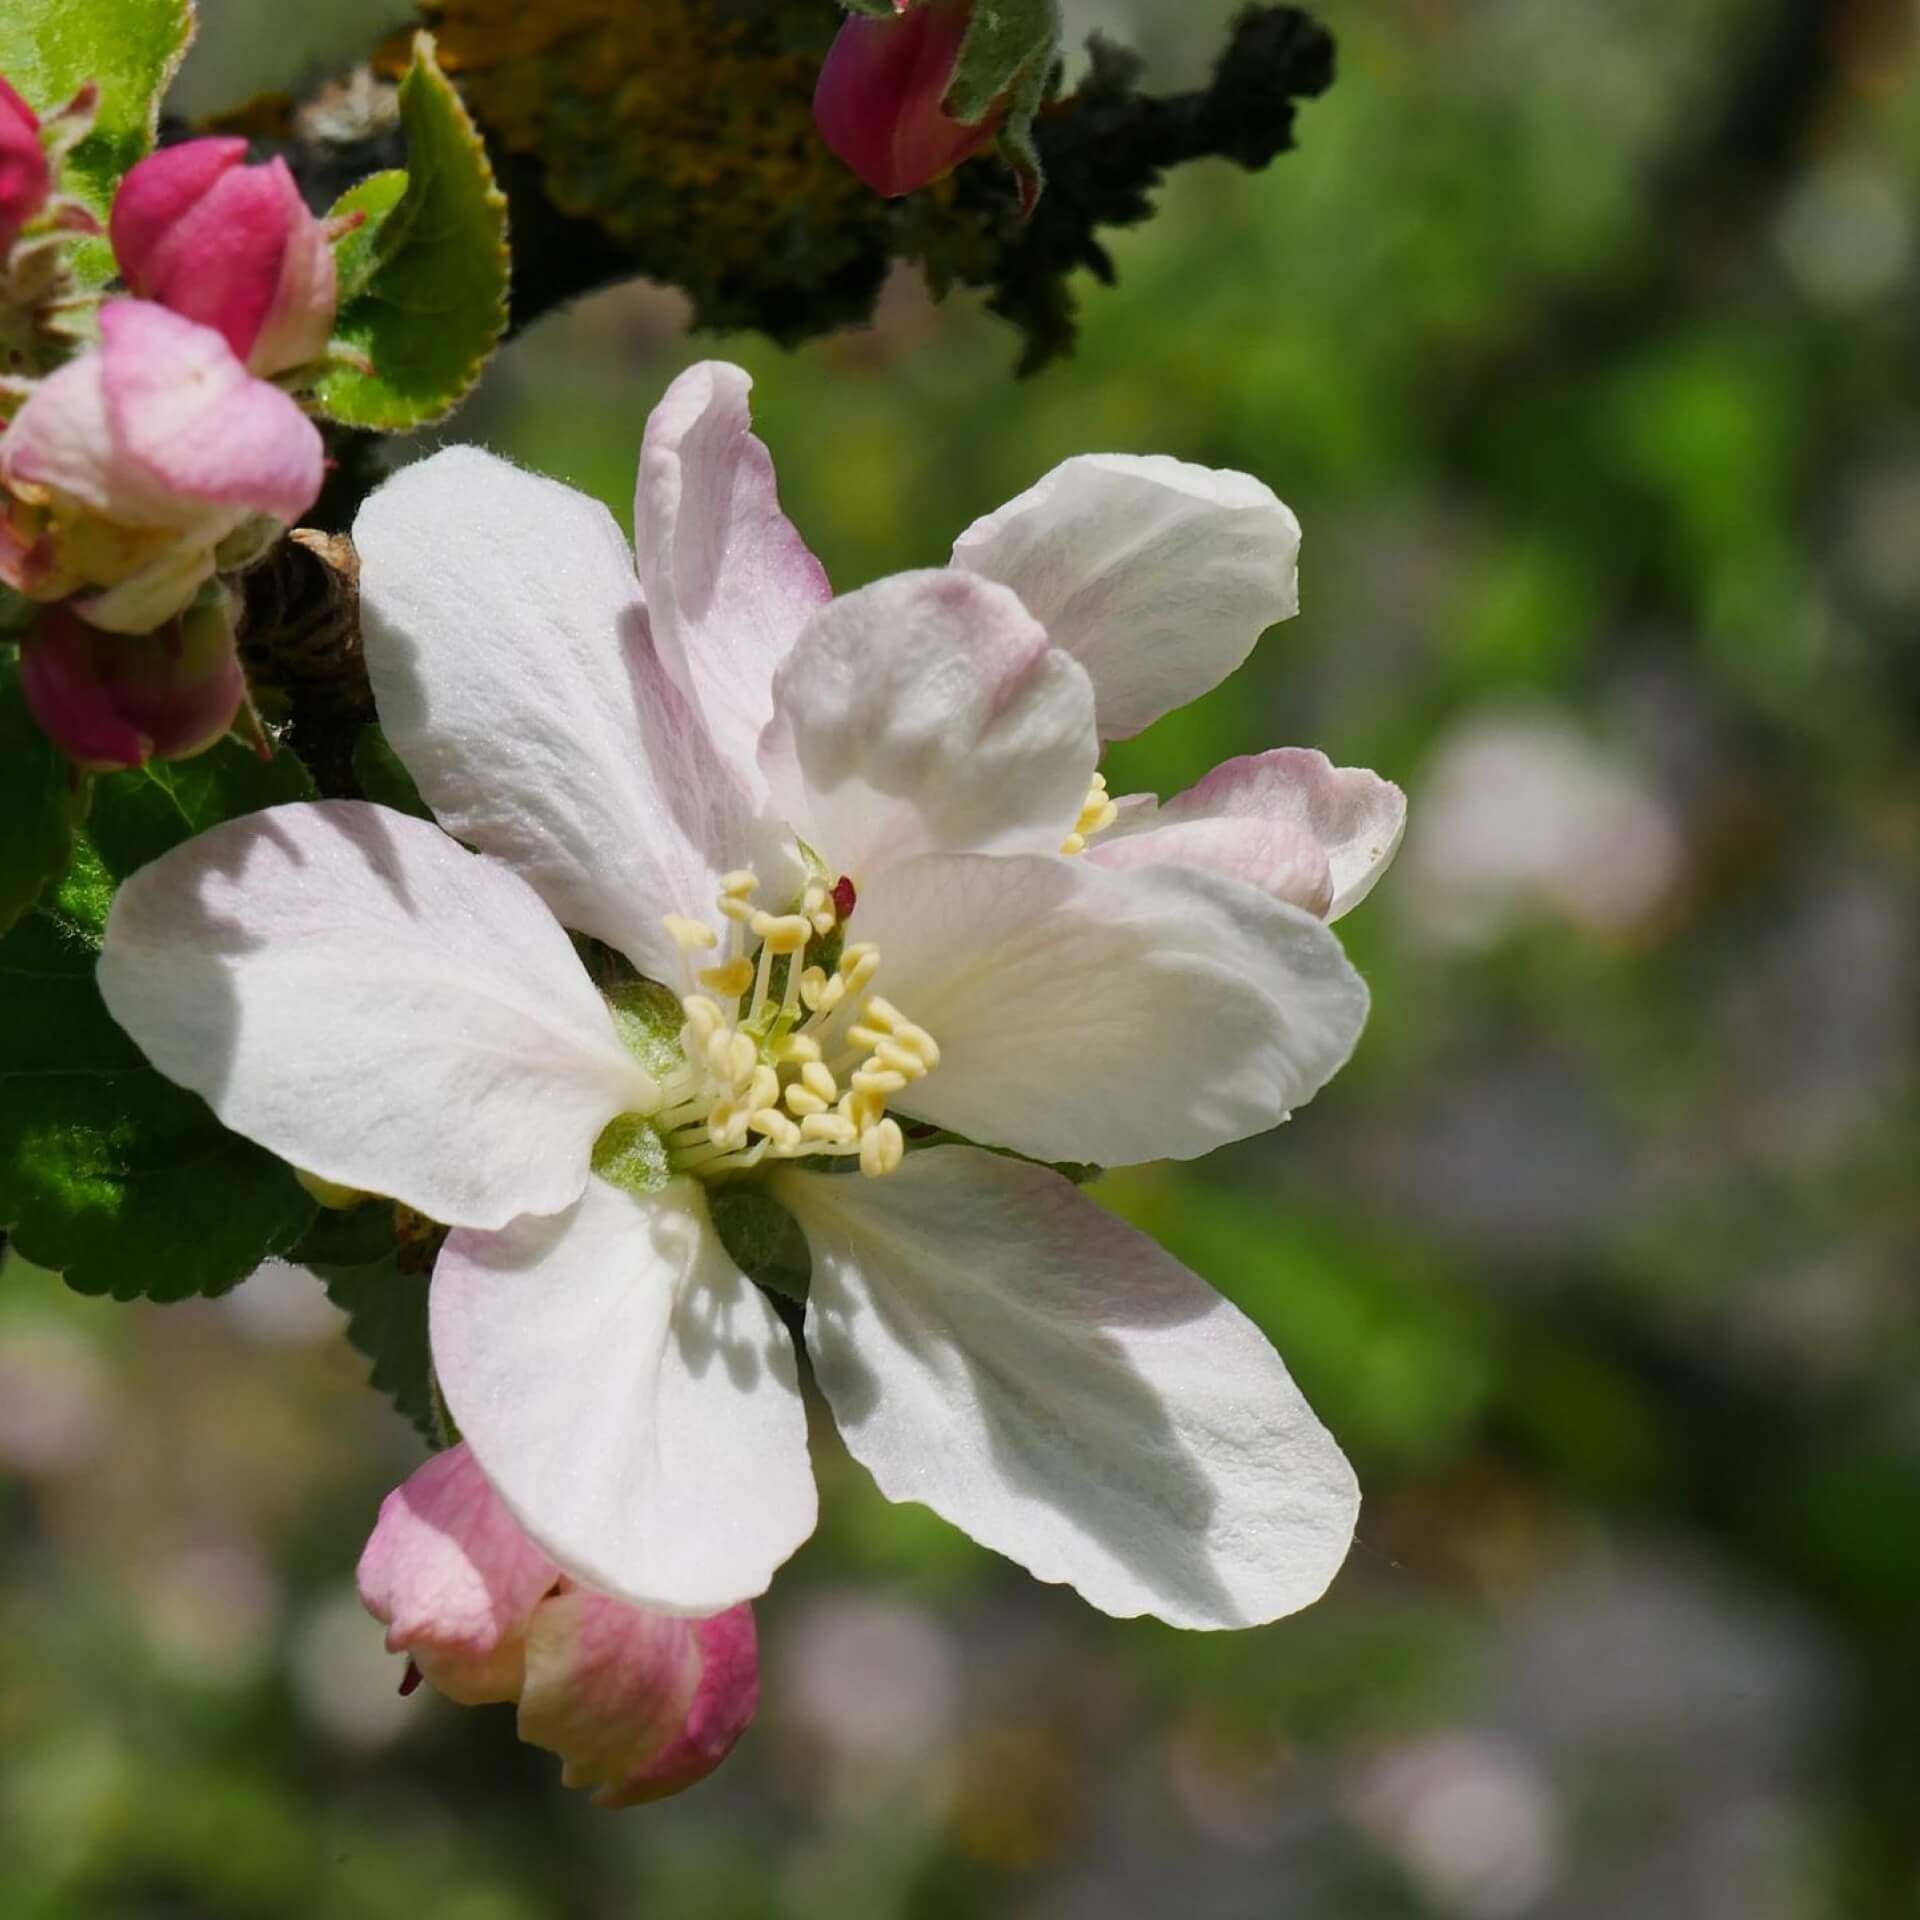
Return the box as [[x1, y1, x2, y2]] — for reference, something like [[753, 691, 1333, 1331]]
[[358, 1446, 759, 1807], [1, 76, 339, 771]]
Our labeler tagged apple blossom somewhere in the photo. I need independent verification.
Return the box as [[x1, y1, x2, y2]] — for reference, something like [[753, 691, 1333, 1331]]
[[97, 360, 1403, 1634], [359, 1444, 757, 1805], [813, 3, 1002, 199], [19, 587, 244, 770], [0, 75, 49, 257], [0, 299, 322, 631], [111, 139, 339, 377]]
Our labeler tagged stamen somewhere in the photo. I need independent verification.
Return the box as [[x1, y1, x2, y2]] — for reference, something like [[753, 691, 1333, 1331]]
[[1062, 771, 1119, 856], [860, 1118, 905, 1178]]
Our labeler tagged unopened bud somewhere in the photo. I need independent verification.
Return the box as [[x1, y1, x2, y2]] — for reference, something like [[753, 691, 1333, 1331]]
[[813, 3, 1003, 200], [358, 1445, 759, 1805], [111, 139, 338, 376], [18, 587, 244, 770], [0, 75, 50, 257]]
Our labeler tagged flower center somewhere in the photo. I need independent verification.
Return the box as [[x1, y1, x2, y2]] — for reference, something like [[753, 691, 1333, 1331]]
[[647, 870, 940, 1181], [1060, 771, 1117, 856]]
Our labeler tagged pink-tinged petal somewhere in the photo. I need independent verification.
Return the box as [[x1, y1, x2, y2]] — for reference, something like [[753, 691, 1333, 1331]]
[[1108, 749, 1407, 922], [356, 1443, 560, 1706], [100, 301, 323, 524], [951, 454, 1301, 739], [519, 1593, 758, 1805], [849, 851, 1369, 1167], [0, 74, 50, 254], [1088, 815, 1333, 917], [244, 164, 338, 376], [432, 1176, 817, 1615], [355, 447, 781, 984], [633, 362, 830, 797], [813, 7, 1000, 199], [783, 1148, 1359, 1629], [110, 138, 250, 291], [98, 801, 655, 1230], [20, 594, 243, 770], [69, 539, 218, 636], [761, 568, 1096, 879]]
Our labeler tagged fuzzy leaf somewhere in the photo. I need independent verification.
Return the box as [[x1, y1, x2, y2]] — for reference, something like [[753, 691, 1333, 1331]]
[[350, 723, 430, 819], [0, 651, 88, 938], [313, 35, 509, 431], [316, 1254, 440, 1443], [0, 0, 195, 282]]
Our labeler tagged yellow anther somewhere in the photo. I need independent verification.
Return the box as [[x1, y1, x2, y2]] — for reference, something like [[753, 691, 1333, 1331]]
[[745, 1063, 778, 1110], [1064, 772, 1119, 852], [853, 1065, 909, 1098], [750, 911, 812, 955], [749, 1108, 801, 1149], [892, 1021, 941, 1068], [801, 1111, 859, 1145], [783, 1085, 829, 1117], [663, 914, 718, 951], [800, 1061, 838, 1103], [719, 870, 758, 898], [863, 996, 905, 1030], [810, 905, 838, 937], [841, 945, 881, 991], [707, 1099, 747, 1150], [874, 1038, 929, 1079], [798, 965, 829, 1011], [698, 956, 755, 997], [846, 1023, 889, 1052], [681, 995, 724, 1041], [775, 1032, 822, 1065], [1060, 831, 1087, 856], [717, 894, 756, 924], [845, 1088, 885, 1132], [859, 1117, 905, 1178]]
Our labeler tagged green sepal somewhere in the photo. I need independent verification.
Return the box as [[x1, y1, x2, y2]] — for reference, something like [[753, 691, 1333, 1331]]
[[0, 649, 90, 939], [351, 723, 431, 819], [315, 1254, 442, 1444], [326, 168, 410, 306], [709, 1183, 812, 1305], [945, 0, 1062, 127], [286, 1199, 399, 1270], [0, 0, 196, 285], [312, 35, 509, 431], [0, 910, 318, 1301]]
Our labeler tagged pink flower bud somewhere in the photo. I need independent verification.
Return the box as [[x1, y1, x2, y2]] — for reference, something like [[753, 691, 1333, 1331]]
[[19, 590, 245, 770], [358, 1446, 759, 1803], [0, 74, 50, 255], [0, 300, 323, 631], [111, 139, 338, 376], [813, 2, 1003, 199]]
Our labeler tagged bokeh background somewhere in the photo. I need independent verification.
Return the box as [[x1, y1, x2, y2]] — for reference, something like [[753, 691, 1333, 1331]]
[[5, 0, 1918, 1913]]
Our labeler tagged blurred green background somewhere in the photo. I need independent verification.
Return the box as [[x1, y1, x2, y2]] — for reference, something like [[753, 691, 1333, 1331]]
[[5, 0, 1919, 1913]]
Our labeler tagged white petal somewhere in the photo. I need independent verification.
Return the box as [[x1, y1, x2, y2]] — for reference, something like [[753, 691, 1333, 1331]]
[[951, 454, 1300, 740], [635, 362, 831, 798], [782, 1148, 1358, 1629], [355, 446, 759, 984], [98, 801, 649, 1229], [1088, 815, 1333, 917], [761, 570, 1096, 880], [432, 1175, 817, 1615], [1104, 749, 1407, 921], [849, 852, 1369, 1166]]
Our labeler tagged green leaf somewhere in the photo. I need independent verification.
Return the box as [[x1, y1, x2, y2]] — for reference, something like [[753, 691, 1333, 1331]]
[[0, 650, 89, 938], [3, 736, 321, 1300], [53, 738, 314, 938], [313, 35, 509, 431], [326, 168, 410, 306], [316, 1255, 440, 1443], [0, 0, 195, 282], [0, 911, 317, 1301], [708, 1183, 811, 1304]]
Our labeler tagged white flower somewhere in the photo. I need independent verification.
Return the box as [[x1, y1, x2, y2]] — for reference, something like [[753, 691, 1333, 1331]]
[[98, 363, 1405, 1630]]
